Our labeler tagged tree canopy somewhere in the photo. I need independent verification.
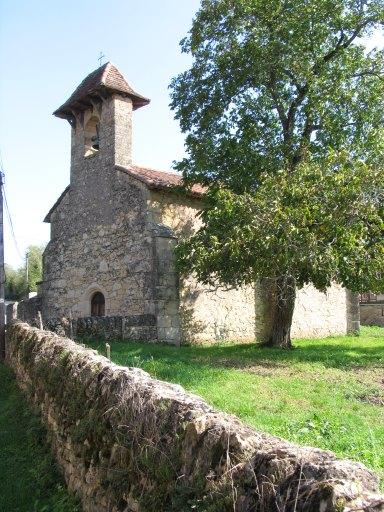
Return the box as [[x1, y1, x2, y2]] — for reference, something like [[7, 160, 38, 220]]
[[175, 153, 383, 293], [170, 0, 384, 347], [171, 0, 384, 189]]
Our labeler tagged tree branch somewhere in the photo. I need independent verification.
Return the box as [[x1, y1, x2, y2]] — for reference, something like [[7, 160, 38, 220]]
[[284, 17, 378, 169], [267, 69, 288, 130], [351, 69, 384, 80], [316, 17, 377, 70]]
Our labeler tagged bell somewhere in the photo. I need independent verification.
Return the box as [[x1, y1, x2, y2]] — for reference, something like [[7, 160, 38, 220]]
[[91, 134, 99, 150], [91, 123, 100, 150]]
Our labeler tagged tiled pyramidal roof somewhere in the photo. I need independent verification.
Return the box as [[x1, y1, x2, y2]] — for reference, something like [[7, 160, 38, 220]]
[[53, 62, 150, 119]]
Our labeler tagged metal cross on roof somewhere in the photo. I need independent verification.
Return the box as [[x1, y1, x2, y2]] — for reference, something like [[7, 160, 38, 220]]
[[98, 52, 106, 67]]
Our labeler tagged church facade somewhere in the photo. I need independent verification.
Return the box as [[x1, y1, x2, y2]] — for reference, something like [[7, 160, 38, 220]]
[[39, 63, 358, 343]]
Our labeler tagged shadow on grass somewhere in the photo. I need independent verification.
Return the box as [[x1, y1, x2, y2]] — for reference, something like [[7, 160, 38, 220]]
[[81, 331, 384, 487], [84, 327, 384, 374]]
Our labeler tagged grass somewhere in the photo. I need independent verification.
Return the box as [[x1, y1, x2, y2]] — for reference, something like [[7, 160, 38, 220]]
[[0, 363, 80, 512], [85, 326, 384, 485]]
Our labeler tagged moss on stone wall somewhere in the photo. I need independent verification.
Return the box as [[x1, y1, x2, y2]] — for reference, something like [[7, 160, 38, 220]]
[[6, 322, 384, 512]]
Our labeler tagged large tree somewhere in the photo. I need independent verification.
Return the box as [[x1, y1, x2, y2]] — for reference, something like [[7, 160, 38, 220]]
[[4, 264, 26, 301], [5, 245, 44, 301], [26, 244, 44, 294], [170, 0, 384, 347]]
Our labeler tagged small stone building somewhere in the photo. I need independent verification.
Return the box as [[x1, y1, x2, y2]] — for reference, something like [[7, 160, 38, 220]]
[[35, 63, 358, 343]]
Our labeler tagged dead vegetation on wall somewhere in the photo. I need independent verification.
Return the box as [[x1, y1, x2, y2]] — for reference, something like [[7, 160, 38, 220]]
[[5, 322, 384, 512]]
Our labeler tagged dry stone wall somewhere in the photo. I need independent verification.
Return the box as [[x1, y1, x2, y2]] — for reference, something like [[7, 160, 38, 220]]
[[74, 315, 157, 341], [6, 322, 384, 512], [9, 296, 43, 327]]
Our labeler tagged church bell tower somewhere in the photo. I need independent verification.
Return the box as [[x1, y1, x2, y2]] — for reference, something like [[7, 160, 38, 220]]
[[53, 62, 150, 183]]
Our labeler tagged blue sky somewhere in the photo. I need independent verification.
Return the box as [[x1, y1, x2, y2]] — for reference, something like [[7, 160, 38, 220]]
[[0, 0, 200, 267], [0, 1, 383, 268]]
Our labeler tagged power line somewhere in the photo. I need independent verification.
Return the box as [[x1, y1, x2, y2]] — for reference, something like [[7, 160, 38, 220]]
[[3, 183, 23, 260], [0, 150, 24, 261]]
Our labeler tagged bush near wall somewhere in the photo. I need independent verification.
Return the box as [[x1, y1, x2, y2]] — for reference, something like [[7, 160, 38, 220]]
[[6, 322, 384, 512]]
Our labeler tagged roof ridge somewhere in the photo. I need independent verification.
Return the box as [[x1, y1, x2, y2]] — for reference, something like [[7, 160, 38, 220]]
[[53, 63, 150, 119], [115, 164, 206, 198], [130, 164, 180, 176], [100, 61, 112, 85]]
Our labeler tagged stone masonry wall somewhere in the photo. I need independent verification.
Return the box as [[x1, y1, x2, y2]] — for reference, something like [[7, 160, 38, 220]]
[[148, 190, 355, 342], [6, 322, 384, 512], [41, 96, 159, 339], [292, 284, 350, 338], [74, 315, 157, 341], [153, 231, 181, 344], [360, 303, 384, 327], [149, 190, 257, 342], [42, 174, 156, 323]]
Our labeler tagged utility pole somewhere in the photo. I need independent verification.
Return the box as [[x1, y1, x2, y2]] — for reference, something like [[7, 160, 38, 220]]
[[0, 171, 5, 360], [25, 250, 29, 296]]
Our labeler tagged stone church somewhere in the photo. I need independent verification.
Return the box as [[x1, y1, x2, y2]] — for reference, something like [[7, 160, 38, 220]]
[[37, 62, 358, 343]]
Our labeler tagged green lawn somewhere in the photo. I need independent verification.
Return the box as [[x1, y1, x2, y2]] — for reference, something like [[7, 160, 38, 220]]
[[0, 364, 80, 512], [85, 326, 384, 484]]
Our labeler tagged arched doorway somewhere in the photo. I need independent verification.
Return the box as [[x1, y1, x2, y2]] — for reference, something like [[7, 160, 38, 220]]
[[91, 291, 105, 317]]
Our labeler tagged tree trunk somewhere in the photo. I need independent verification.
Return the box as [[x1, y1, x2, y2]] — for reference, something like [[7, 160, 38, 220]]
[[266, 276, 296, 349]]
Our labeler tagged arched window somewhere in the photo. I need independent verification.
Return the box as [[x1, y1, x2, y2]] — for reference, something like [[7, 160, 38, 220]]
[[84, 116, 100, 157], [91, 292, 105, 317]]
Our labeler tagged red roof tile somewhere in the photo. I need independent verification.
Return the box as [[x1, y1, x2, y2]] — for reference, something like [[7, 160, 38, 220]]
[[116, 165, 206, 197], [53, 62, 150, 119]]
